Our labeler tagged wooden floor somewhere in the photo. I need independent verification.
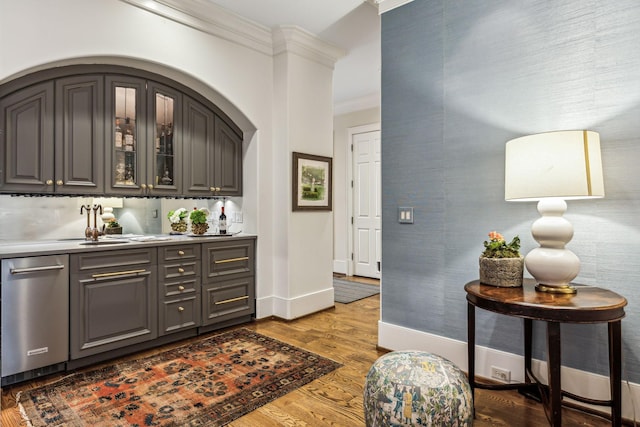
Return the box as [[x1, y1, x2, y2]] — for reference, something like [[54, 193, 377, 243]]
[[1, 276, 615, 426]]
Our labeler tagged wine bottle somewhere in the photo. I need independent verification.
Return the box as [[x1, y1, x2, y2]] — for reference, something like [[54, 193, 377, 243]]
[[115, 119, 123, 148], [125, 127, 134, 152], [218, 206, 227, 235], [166, 122, 173, 155]]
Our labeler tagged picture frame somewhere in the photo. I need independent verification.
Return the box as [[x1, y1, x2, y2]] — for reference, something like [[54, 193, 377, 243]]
[[292, 152, 333, 211]]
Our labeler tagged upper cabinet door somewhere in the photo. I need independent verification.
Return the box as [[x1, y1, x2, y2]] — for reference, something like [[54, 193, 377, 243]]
[[55, 75, 104, 195], [183, 96, 215, 197], [105, 76, 147, 195], [147, 81, 182, 196], [0, 82, 55, 193], [214, 116, 242, 195]]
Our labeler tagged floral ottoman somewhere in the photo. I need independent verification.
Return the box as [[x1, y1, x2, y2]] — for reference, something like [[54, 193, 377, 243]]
[[364, 351, 473, 426]]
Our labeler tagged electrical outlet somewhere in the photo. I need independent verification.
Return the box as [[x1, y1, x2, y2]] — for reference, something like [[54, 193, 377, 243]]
[[490, 366, 511, 382]]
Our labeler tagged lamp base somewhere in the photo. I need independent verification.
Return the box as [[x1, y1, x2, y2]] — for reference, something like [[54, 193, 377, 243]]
[[535, 283, 576, 294]]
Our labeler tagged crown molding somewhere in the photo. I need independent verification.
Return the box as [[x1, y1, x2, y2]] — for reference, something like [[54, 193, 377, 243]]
[[334, 92, 380, 116], [119, 0, 273, 55], [272, 26, 346, 69], [376, 0, 415, 14]]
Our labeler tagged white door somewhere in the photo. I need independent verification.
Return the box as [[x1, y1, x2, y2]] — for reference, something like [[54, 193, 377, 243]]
[[353, 130, 381, 278]]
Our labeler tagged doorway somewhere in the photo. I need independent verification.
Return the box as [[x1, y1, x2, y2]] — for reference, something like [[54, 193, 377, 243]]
[[347, 124, 381, 279]]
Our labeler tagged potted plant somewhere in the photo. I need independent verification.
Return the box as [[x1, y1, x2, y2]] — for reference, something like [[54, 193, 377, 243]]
[[189, 207, 209, 235], [167, 208, 188, 233], [479, 231, 523, 287], [104, 219, 123, 235]]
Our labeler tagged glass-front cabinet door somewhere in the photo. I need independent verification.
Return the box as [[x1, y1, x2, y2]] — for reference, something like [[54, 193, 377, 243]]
[[106, 76, 146, 195], [148, 82, 181, 195]]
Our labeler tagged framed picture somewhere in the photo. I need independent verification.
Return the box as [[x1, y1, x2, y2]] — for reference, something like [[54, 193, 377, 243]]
[[292, 152, 332, 211]]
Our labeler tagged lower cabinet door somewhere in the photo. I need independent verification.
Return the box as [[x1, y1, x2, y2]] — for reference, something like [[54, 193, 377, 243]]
[[160, 295, 200, 335], [202, 277, 255, 326], [70, 270, 157, 360]]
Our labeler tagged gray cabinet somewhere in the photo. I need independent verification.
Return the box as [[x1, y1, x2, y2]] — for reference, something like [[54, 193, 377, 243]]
[[201, 238, 255, 330], [1, 65, 243, 197], [70, 248, 157, 360], [0, 82, 55, 193], [158, 244, 200, 335], [183, 98, 243, 197], [0, 76, 104, 194], [214, 116, 242, 195], [55, 75, 104, 194]]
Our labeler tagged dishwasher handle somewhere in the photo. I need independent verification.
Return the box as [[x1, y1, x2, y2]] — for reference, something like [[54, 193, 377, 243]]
[[10, 264, 65, 274]]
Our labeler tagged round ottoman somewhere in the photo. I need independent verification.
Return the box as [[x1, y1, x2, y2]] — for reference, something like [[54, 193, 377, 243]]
[[364, 351, 473, 426]]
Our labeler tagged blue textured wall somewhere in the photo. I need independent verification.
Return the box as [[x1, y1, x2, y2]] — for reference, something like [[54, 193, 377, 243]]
[[381, 0, 640, 381]]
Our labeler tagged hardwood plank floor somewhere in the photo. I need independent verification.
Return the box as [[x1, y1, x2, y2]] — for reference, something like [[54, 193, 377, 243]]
[[1, 275, 616, 426]]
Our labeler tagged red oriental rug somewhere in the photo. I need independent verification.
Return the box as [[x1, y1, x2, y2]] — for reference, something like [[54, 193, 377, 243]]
[[18, 328, 341, 426]]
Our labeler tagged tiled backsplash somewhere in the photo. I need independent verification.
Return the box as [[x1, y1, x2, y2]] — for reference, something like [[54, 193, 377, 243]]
[[0, 195, 241, 241]]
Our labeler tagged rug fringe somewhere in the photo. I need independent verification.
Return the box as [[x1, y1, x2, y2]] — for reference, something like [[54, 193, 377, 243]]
[[16, 391, 34, 427]]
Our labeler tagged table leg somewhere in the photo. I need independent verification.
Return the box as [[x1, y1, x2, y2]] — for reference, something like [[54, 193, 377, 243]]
[[525, 318, 532, 383], [609, 321, 622, 427], [546, 322, 562, 426], [467, 302, 476, 408]]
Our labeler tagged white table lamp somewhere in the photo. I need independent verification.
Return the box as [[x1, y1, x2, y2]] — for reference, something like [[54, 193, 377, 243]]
[[505, 130, 604, 293]]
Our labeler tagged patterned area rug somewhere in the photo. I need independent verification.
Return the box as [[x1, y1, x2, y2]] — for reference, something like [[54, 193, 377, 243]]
[[18, 328, 341, 426], [334, 278, 380, 303]]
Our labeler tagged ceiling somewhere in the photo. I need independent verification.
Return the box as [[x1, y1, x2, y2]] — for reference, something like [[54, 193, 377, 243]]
[[206, 0, 381, 114]]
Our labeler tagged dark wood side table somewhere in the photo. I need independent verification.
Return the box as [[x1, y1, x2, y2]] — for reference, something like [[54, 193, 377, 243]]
[[465, 279, 627, 426]]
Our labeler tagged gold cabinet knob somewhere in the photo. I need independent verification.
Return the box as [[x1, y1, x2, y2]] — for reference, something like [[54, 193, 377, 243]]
[[178, 306, 184, 312], [209, 186, 215, 192], [178, 267, 185, 273], [56, 180, 64, 186], [178, 285, 185, 291], [216, 187, 221, 192], [141, 184, 147, 190], [148, 184, 154, 190], [46, 179, 54, 186], [178, 250, 185, 256]]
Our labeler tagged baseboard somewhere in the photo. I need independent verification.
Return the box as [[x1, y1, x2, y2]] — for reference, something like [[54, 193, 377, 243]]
[[333, 259, 347, 275], [256, 287, 334, 320], [378, 321, 640, 421]]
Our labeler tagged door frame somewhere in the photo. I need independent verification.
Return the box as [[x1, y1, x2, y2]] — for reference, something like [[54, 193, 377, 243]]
[[346, 122, 381, 277]]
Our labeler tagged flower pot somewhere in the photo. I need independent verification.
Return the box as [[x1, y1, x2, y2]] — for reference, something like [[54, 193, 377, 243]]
[[104, 226, 122, 235], [479, 256, 524, 287], [191, 222, 209, 235], [170, 219, 187, 233]]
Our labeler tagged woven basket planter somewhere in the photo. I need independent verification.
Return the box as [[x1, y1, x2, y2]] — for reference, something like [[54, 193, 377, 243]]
[[479, 256, 524, 287], [191, 222, 209, 235]]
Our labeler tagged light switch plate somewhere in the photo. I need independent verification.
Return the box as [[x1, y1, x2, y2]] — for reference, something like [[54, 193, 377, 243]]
[[398, 207, 414, 224]]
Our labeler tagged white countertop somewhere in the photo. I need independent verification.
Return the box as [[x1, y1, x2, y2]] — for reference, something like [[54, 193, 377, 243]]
[[0, 233, 255, 259]]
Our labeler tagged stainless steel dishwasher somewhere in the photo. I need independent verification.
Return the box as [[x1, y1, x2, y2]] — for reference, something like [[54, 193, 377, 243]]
[[1, 255, 69, 386]]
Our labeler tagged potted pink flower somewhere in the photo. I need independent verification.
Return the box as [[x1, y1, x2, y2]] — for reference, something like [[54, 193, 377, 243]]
[[479, 231, 524, 287]]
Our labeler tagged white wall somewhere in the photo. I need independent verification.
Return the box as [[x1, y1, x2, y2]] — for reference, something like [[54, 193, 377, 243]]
[[0, 0, 342, 320]]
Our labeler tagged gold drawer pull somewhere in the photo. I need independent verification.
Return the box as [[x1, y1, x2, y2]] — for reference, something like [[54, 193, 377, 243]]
[[178, 267, 185, 273], [178, 306, 184, 312], [178, 250, 185, 256], [178, 285, 185, 291], [92, 269, 147, 279], [215, 295, 249, 305], [214, 256, 249, 264]]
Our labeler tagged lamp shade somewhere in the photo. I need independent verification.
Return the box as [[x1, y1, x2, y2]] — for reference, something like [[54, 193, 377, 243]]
[[505, 130, 604, 201]]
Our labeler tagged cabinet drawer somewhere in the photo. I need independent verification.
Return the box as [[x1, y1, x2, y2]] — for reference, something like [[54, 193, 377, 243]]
[[162, 278, 198, 298], [161, 245, 200, 261], [160, 295, 200, 335], [161, 260, 200, 280], [202, 277, 255, 326], [72, 248, 156, 273], [203, 240, 254, 280]]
